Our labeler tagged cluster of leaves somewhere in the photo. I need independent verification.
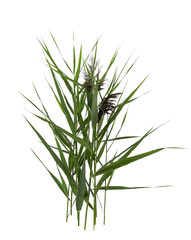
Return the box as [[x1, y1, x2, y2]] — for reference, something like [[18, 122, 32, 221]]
[[21, 34, 175, 230]]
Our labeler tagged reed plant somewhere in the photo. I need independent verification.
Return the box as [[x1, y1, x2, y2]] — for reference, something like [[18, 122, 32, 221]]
[[21, 34, 178, 230]]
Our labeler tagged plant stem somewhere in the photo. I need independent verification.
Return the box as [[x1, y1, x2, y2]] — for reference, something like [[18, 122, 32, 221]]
[[103, 118, 108, 224], [84, 197, 89, 230], [93, 127, 97, 230], [84, 175, 91, 230], [77, 211, 80, 226], [73, 80, 77, 219], [70, 191, 73, 215], [103, 187, 107, 224], [84, 111, 91, 230], [66, 184, 70, 222]]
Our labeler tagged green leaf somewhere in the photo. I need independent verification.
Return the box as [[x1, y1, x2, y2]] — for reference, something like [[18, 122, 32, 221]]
[[96, 171, 113, 194], [100, 48, 119, 83], [107, 122, 172, 165], [73, 35, 76, 73], [46, 59, 75, 133], [76, 161, 86, 211], [99, 185, 172, 190], [56, 165, 69, 197], [49, 31, 73, 74], [39, 140, 69, 154], [25, 117, 77, 194], [33, 114, 92, 153], [96, 148, 166, 176], [64, 95, 74, 114], [98, 75, 148, 143], [55, 138, 68, 167], [81, 37, 101, 71], [121, 57, 139, 81], [38, 38, 74, 94], [102, 136, 139, 142], [33, 113, 72, 151], [107, 110, 129, 151], [19, 92, 44, 116], [97, 141, 107, 162], [49, 121, 72, 150], [76, 116, 90, 133], [31, 149, 70, 199], [119, 128, 153, 159], [57, 125, 92, 152], [51, 67, 78, 93], [97, 128, 113, 162], [106, 67, 118, 96], [105, 54, 137, 96], [74, 45, 82, 82]]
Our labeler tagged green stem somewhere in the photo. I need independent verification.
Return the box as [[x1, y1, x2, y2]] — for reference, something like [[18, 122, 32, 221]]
[[84, 111, 91, 230], [70, 191, 73, 215], [103, 188, 106, 224], [103, 118, 108, 224], [84, 175, 91, 230], [93, 127, 97, 230], [72, 80, 78, 220], [77, 211, 80, 226], [66, 184, 70, 222], [84, 198, 89, 230]]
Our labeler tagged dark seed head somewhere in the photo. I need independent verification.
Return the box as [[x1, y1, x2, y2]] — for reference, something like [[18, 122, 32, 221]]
[[98, 79, 105, 91], [98, 93, 121, 122], [83, 56, 103, 92]]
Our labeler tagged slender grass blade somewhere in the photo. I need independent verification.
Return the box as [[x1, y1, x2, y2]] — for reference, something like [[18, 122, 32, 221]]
[[76, 161, 86, 211], [99, 185, 172, 190], [96, 148, 165, 175], [25, 117, 77, 194], [31, 149, 70, 199], [74, 45, 82, 82], [96, 171, 113, 194], [49, 31, 73, 73]]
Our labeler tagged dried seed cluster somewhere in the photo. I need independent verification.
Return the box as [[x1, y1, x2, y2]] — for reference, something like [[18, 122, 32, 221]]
[[83, 56, 120, 122], [98, 93, 121, 122]]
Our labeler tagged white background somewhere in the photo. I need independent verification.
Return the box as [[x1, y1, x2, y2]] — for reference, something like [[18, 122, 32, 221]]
[[1, 0, 191, 239]]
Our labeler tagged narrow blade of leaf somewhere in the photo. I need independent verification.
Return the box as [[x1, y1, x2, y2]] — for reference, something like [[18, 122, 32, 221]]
[[96, 171, 113, 194], [96, 148, 165, 175], [56, 165, 69, 197], [25, 117, 77, 194], [31, 149, 70, 199], [49, 31, 73, 73], [76, 161, 86, 211], [102, 136, 139, 142], [99, 185, 172, 190], [74, 45, 82, 82], [55, 138, 68, 167]]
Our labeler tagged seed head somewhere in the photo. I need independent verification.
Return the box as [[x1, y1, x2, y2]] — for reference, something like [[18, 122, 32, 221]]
[[98, 93, 121, 122], [83, 56, 104, 92]]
